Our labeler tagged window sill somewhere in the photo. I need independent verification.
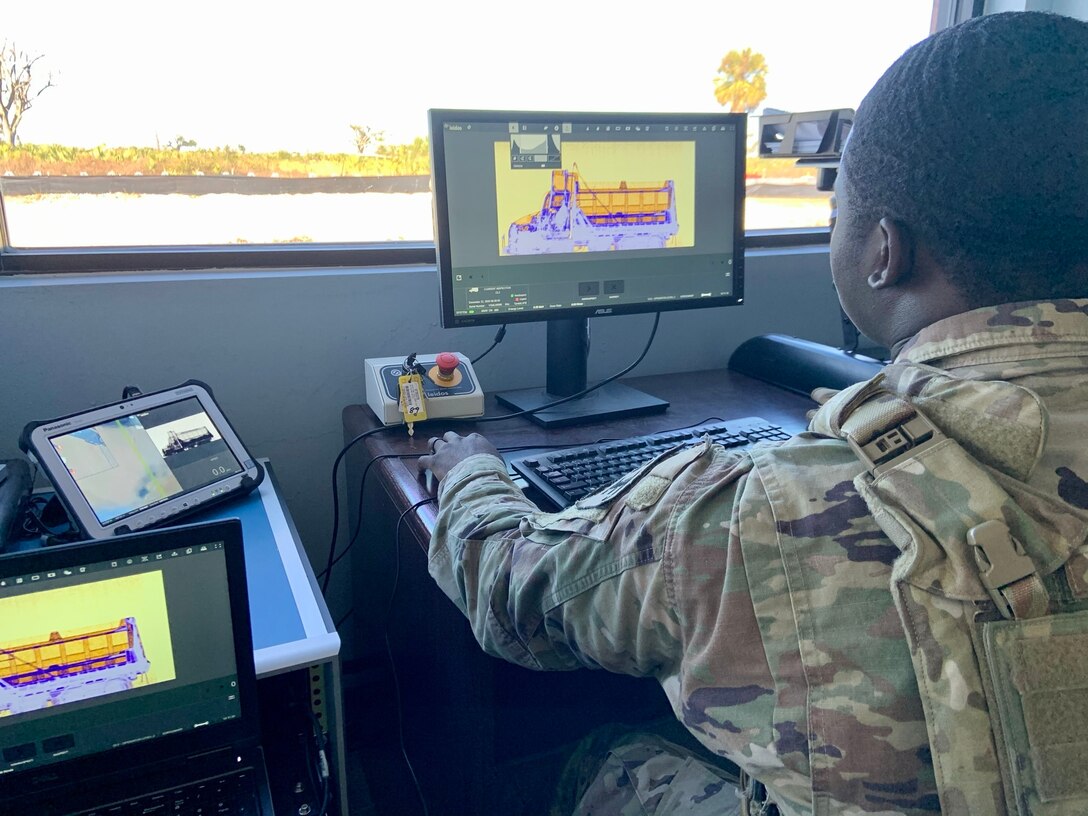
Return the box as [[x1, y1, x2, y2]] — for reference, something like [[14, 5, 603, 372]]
[[0, 229, 829, 276], [0, 242, 436, 275]]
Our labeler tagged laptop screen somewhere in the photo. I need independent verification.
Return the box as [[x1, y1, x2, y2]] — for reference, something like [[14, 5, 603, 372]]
[[0, 523, 247, 778]]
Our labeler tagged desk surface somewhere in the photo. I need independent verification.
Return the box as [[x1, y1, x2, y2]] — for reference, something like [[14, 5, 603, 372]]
[[346, 366, 814, 538], [199, 467, 340, 676]]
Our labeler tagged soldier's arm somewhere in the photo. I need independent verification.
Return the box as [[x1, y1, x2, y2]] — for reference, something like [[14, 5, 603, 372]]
[[427, 444, 748, 677]]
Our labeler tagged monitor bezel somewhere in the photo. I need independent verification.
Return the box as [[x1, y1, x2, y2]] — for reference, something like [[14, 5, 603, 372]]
[[429, 108, 747, 329]]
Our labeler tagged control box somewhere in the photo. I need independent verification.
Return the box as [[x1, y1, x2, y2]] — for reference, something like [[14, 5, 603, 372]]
[[364, 352, 485, 425]]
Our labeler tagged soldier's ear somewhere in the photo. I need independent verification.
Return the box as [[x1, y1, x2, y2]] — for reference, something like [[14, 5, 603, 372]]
[[867, 217, 914, 290]]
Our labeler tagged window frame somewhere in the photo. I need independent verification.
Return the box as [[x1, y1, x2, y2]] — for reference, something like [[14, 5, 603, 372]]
[[0, 189, 827, 276], [0, 178, 442, 273], [1, 0, 956, 275], [0, 240, 438, 275]]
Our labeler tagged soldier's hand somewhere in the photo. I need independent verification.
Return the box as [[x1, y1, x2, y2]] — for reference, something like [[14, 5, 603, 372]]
[[807, 387, 840, 421], [419, 432, 502, 484]]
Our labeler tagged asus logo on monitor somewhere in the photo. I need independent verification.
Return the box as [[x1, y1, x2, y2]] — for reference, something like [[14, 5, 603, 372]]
[[594, 308, 613, 315]]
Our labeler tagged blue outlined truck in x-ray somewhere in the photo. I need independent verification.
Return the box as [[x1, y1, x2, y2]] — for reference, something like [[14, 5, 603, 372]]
[[506, 169, 678, 254], [0, 617, 151, 715]]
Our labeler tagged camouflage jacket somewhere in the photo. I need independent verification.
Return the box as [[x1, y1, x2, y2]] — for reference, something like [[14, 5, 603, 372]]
[[428, 299, 1088, 816]]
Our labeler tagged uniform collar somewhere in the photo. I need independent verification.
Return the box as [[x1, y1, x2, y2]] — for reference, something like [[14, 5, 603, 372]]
[[894, 299, 1088, 367]]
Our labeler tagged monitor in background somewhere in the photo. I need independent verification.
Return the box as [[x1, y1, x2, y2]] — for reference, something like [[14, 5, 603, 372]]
[[429, 109, 746, 427]]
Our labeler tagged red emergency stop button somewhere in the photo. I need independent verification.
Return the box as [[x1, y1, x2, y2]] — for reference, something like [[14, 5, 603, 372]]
[[436, 352, 459, 378]]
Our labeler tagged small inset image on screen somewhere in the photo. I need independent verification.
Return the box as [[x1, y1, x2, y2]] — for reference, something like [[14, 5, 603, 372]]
[[49, 397, 243, 524], [510, 132, 561, 168]]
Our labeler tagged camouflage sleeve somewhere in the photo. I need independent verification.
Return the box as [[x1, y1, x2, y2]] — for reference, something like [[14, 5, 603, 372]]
[[427, 442, 743, 678]]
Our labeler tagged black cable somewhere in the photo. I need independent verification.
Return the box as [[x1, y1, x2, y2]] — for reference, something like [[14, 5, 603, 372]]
[[322, 443, 553, 582], [334, 605, 355, 630], [386, 313, 663, 434], [320, 425, 399, 594], [320, 437, 611, 591], [385, 496, 437, 816], [19, 460, 74, 541], [468, 311, 661, 425], [306, 699, 332, 816], [22, 495, 79, 541], [470, 324, 506, 365], [318, 452, 414, 583], [316, 773, 331, 816], [302, 714, 322, 813], [322, 313, 661, 593], [316, 778, 330, 816]]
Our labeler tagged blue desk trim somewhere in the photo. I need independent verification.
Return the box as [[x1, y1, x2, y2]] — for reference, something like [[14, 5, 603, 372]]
[[202, 473, 340, 676]]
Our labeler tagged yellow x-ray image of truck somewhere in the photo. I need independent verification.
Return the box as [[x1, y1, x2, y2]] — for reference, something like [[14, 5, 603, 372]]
[[0, 617, 150, 716], [505, 169, 679, 254]]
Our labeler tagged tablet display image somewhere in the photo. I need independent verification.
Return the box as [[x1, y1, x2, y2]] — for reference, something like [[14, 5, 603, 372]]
[[48, 397, 243, 525]]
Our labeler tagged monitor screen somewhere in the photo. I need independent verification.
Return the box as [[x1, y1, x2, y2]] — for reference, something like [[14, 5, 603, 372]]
[[430, 110, 746, 328]]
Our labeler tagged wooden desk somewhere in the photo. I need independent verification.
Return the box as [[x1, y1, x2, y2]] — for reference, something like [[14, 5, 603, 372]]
[[342, 369, 812, 816]]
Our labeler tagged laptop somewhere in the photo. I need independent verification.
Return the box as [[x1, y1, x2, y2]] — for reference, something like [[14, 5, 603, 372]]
[[0, 518, 276, 815]]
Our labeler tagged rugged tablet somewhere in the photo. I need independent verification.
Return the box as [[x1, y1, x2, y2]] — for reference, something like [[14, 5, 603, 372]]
[[20, 381, 263, 538]]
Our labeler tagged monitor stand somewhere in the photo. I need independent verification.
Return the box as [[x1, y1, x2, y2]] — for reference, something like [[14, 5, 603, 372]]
[[495, 317, 669, 428]]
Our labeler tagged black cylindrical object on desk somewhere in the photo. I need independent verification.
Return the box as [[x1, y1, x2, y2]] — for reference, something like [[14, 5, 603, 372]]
[[728, 334, 885, 397]]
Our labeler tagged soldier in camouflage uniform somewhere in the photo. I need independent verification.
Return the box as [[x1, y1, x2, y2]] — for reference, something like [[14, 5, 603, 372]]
[[420, 12, 1088, 816]]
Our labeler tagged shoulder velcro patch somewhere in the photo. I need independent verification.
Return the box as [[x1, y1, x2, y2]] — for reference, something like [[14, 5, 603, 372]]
[[625, 439, 712, 511], [811, 362, 1047, 481]]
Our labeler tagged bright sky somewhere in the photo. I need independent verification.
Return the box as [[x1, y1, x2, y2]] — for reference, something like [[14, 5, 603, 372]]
[[4, 1, 934, 153]]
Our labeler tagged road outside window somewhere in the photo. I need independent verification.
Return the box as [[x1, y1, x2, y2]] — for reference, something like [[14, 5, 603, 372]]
[[0, 1, 934, 250]]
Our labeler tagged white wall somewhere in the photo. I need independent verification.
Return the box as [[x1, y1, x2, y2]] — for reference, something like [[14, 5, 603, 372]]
[[0, 248, 840, 648]]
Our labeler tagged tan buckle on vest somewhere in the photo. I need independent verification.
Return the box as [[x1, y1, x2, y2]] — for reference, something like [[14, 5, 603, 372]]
[[968, 520, 1036, 620], [847, 413, 945, 476]]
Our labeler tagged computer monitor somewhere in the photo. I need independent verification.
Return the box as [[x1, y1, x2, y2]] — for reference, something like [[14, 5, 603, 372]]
[[429, 109, 746, 426]]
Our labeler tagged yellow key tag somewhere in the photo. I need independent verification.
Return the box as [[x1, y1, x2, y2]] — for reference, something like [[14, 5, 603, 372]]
[[398, 372, 428, 436]]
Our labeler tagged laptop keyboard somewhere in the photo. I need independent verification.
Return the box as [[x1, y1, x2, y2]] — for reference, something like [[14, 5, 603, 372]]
[[74, 768, 261, 816]]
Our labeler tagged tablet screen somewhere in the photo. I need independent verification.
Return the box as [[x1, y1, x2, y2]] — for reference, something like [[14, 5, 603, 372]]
[[47, 397, 244, 525]]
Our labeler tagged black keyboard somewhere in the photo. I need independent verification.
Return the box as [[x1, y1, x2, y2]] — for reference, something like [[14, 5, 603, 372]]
[[75, 768, 261, 816], [509, 417, 790, 509]]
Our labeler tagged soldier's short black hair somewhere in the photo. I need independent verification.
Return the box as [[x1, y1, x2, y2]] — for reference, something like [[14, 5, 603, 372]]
[[840, 11, 1088, 305]]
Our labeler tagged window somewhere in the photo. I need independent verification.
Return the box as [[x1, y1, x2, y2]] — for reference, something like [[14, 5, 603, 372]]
[[0, 1, 935, 261]]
